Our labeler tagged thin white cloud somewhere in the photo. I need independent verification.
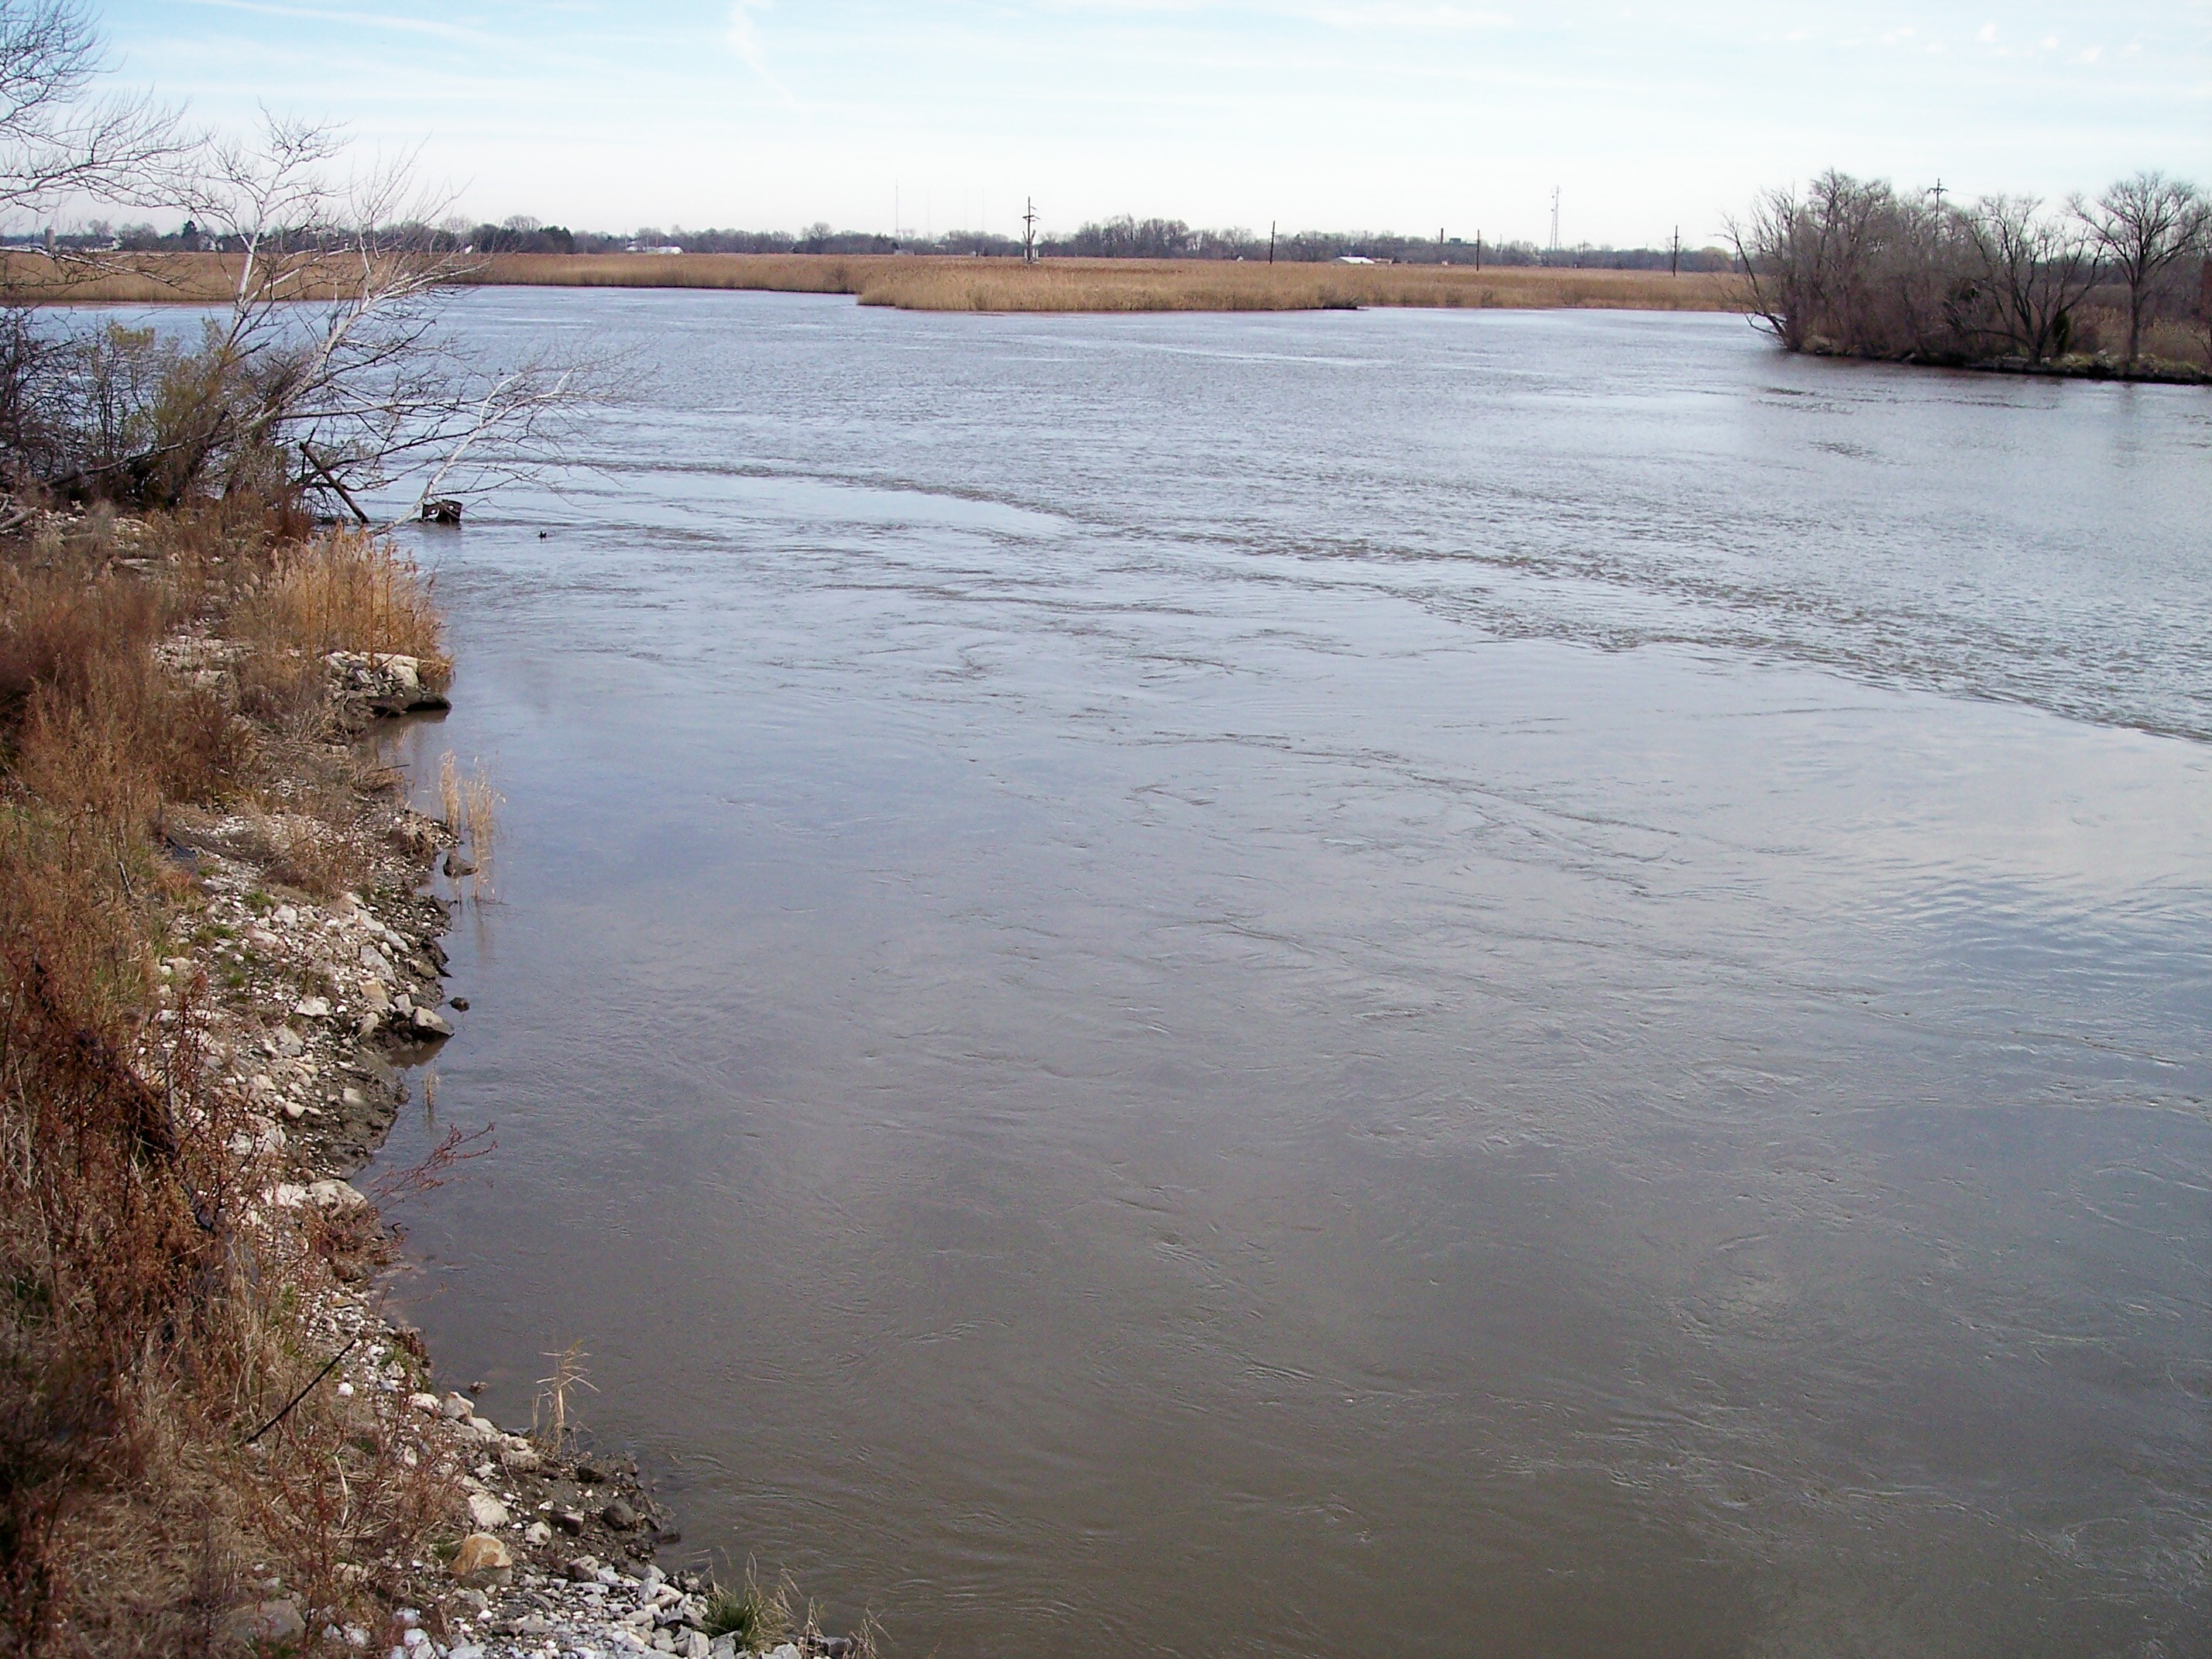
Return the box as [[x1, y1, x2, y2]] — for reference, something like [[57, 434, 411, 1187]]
[[170, 0, 491, 47], [728, 0, 772, 71], [726, 0, 800, 103], [1300, 3, 1511, 29]]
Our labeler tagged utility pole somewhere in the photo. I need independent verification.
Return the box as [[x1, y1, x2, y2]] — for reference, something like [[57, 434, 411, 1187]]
[[1268, 220, 1276, 265], [1550, 186, 1560, 256], [1929, 177, 1947, 207], [1475, 229, 1482, 271], [1670, 225, 1680, 276], [1022, 198, 1038, 265]]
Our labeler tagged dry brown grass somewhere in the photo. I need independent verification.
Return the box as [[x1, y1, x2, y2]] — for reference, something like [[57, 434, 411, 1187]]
[[472, 251, 883, 300], [240, 806, 374, 901], [436, 750, 460, 833], [474, 252, 1747, 314], [0, 251, 428, 305], [238, 529, 445, 665], [0, 547, 241, 833], [232, 528, 448, 733], [531, 1341, 596, 1453], [0, 509, 459, 1654], [857, 257, 1746, 314], [457, 772, 497, 902], [8, 249, 1749, 314], [434, 752, 498, 902]]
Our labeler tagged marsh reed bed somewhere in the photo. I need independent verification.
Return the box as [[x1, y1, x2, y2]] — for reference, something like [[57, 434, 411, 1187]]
[[0, 252, 423, 306], [2, 249, 1749, 314], [472, 252, 1750, 313]]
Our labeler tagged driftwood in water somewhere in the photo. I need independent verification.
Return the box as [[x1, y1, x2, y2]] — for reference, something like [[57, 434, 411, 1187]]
[[300, 444, 370, 524]]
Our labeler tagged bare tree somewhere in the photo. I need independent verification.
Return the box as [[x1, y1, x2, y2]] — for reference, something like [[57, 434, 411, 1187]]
[[1729, 172, 1969, 360], [2073, 170, 2210, 368], [1735, 169, 2211, 377], [1961, 195, 2100, 363], [5, 110, 604, 514], [1730, 183, 1819, 350], [0, 0, 180, 218], [403, 356, 583, 514], [2197, 259, 2212, 370], [151, 116, 480, 506], [0, 0, 605, 516], [0, 2, 188, 496]]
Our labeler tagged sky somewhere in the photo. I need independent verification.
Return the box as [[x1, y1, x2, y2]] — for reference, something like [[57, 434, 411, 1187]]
[[97, 0, 2212, 246]]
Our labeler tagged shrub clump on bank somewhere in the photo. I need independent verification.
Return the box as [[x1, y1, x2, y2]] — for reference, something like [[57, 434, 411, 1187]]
[[1732, 170, 2211, 381]]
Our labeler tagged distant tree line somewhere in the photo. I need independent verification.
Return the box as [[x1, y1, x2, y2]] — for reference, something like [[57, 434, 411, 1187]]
[[12, 208, 1735, 273], [2, 211, 590, 256], [593, 222, 893, 255], [1733, 170, 2210, 375], [1037, 215, 1733, 270], [325, 212, 1731, 271], [4, 217, 201, 250]]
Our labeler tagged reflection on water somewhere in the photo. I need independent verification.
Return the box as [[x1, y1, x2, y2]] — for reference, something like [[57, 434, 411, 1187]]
[[373, 294, 2211, 1658]]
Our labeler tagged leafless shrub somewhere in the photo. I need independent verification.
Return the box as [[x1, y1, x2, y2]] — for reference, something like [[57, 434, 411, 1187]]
[[2, 94, 600, 517], [0, 842, 242, 1649], [2194, 263, 2212, 368], [1734, 168, 2208, 372], [365, 1121, 493, 1214]]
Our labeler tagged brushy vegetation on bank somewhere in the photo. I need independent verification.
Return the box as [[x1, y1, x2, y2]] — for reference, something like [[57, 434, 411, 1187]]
[[0, 502, 469, 1654], [0, 249, 1749, 315], [1733, 170, 2211, 381]]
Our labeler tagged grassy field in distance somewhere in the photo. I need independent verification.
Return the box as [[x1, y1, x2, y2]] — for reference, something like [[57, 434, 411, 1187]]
[[479, 252, 1749, 313], [3, 250, 1750, 314]]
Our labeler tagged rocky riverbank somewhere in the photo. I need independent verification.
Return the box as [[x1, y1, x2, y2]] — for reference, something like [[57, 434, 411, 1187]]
[[162, 647, 855, 1657]]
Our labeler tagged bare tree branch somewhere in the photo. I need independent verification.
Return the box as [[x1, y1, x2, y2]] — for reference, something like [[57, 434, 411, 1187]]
[[0, 0, 184, 218], [2073, 172, 2211, 368]]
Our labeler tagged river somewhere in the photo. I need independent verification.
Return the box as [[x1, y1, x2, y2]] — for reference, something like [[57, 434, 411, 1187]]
[[371, 289, 2212, 1658]]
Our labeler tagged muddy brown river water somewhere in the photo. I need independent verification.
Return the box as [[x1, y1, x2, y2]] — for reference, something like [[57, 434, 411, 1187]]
[[369, 291, 2211, 1657]]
